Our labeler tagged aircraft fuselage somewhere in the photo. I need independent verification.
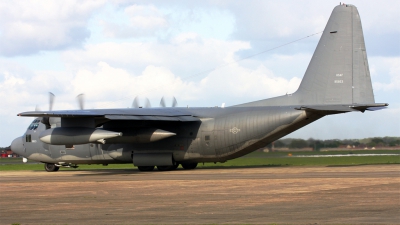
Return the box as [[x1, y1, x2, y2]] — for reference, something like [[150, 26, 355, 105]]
[[15, 106, 322, 165]]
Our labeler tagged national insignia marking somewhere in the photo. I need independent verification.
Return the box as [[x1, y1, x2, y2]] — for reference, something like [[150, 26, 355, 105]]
[[229, 127, 241, 134]]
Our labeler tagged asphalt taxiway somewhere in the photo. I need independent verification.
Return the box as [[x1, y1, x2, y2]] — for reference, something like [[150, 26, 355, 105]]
[[1, 165, 399, 224]]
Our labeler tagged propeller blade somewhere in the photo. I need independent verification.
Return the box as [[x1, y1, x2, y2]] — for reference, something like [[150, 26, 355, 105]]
[[145, 98, 151, 108], [160, 97, 166, 107], [49, 92, 55, 111], [76, 93, 85, 110], [132, 96, 140, 108], [172, 96, 177, 107]]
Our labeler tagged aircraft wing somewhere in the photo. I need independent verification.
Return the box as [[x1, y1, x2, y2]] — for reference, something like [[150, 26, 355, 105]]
[[18, 108, 200, 122], [295, 103, 389, 114]]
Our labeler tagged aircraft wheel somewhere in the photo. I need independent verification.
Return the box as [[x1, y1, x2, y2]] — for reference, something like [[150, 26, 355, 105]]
[[181, 162, 198, 170], [137, 166, 155, 171], [171, 163, 179, 170], [157, 165, 178, 171], [44, 163, 59, 172]]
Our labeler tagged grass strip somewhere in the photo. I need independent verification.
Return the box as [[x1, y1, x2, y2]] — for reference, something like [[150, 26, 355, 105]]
[[1, 152, 398, 171]]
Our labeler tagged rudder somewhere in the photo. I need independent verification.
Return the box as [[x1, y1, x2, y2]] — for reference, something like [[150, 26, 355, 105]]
[[235, 4, 375, 107], [296, 4, 374, 105]]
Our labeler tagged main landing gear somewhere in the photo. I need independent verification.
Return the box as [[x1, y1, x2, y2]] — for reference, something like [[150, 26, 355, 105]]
[[137, 166, 155, 171], [180, 162, 198, 170], [137, 162, 198, 172], [44, 163, 60, 172]]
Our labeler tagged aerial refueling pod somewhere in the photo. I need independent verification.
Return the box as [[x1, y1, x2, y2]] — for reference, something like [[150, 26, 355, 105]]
[[39, 127, 122, 145]]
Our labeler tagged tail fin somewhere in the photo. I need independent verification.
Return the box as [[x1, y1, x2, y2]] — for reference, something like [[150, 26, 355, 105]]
[[236, 4, 375, 107]]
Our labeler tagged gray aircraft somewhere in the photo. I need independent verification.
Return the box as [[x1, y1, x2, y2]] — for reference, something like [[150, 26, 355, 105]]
[[11, 4, 387, 172]]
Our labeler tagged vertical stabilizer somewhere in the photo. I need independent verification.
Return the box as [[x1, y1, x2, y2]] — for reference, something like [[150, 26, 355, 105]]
[[236, 4, 375, 107]]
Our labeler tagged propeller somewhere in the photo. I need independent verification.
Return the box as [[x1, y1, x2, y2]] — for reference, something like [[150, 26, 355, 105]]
[[49, 92, 55, 111], [159, 97, 166, 107], [172, 97, 177, 107], [39, 92, 56, 129], [144, 98, 151, 108], [132, 96, 140, 108], [35, 92, 55, 111], [132, 97, 152, 108], [76, 93, 84, 110], [160, 96, 178, 107]]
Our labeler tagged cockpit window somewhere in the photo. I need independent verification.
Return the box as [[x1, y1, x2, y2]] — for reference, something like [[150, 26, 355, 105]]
[[28, 119, 41, 130]]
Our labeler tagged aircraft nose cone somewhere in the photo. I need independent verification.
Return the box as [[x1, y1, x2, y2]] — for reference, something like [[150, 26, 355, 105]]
[[11, 137, 24, 156]]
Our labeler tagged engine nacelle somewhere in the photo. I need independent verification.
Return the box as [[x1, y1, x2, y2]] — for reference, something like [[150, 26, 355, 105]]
[[105, 128, 176, 143], [39, 127, 122, 145]]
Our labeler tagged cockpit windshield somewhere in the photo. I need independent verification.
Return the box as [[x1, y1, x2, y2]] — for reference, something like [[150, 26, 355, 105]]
[[28, 119, 41, 130]]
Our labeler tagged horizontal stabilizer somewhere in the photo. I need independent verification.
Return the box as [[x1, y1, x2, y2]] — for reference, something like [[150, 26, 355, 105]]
[[296, 103, 388, 114], [352, 104, 389, 112], [364, 106, 387, 111]]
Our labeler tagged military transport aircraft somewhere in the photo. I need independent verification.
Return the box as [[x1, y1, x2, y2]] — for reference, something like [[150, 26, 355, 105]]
[[11, 4, 387, 172]]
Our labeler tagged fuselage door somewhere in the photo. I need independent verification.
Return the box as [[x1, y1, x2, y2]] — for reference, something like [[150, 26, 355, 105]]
[[199, 118, 216, 156], [24, 131, 38, 154], [200, 131, 213, 155]]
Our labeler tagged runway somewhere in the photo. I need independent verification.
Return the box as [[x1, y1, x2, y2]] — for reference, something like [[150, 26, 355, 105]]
[[1, 165, 399, 224]]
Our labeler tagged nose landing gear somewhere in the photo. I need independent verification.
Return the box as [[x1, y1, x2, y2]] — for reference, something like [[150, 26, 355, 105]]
[[44, 163, 60, 172]]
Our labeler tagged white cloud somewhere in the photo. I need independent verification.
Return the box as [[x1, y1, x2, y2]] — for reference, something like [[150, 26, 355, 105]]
[[68, 60, 301, 108], [125, 5, 167, 29], [61, 33, 251, 75], [229, 1, 327, 40], [372, 57, 400, 92], [100, 4, 168, 38], [0, 0, 106, 56], [195, 0, 400, 57]]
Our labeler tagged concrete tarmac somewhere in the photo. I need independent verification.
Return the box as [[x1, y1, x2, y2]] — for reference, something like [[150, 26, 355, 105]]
[[0, 165, 399, 224]]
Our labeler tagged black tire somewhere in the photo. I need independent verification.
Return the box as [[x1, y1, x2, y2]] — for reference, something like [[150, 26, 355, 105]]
[[137, 166, 155, 171], [44, 163, 59, 172], [181, 162, 198, 170], [157, 164, 178, 171]]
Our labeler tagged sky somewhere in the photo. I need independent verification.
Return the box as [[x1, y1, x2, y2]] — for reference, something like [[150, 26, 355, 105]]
[[0, 0, 399, 146]]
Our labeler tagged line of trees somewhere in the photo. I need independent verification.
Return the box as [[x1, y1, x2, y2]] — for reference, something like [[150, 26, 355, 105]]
[[269, 136, 400, 150]]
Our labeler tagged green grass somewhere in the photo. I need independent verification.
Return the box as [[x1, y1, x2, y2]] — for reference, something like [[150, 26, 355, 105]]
[[241, 149, 400, 157], [198, 155, 400, 168], [1, 150, 399, 171], [0, 157, 22, 162]]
